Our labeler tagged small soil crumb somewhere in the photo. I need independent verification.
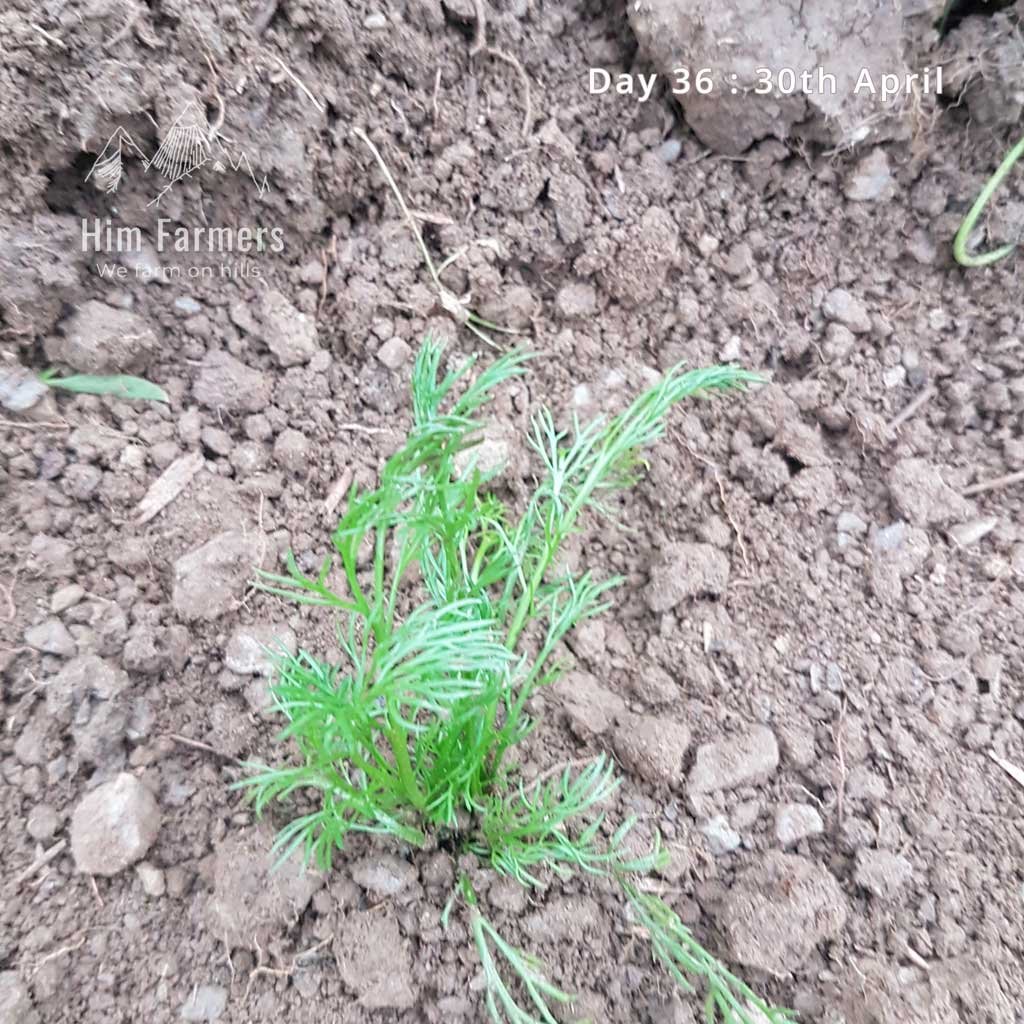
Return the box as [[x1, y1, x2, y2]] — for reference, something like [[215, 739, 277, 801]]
[[613, 713, 691, 786], [179, 984, 228, 1022], [688, 725, 779, 795], [172, 531, 265, 621], [206, 827, 324, 948], [136, 861, 166, 897], [70, 773, 161, 876], [844, 149, 895, 202], [224, 623, 297, 675], [257, 289, 318, 367], [553, 671, 626, 738], [821, 288, 871, 334], [523, 895, 604, 943], [646, 542, 730, 612], [775, 803, 825, 847], [23, 617, 76, 657], [699, 815, 741, 855], [854, 848, 913, 900], [0, 971, 39, 1024], [335, 908, 416, 1010], [47, 301, 157, 372], [887, 458, 972, 527], [192, 350, 273, 414], [350, 854, 419, 899], [720, 853, 848, 976]]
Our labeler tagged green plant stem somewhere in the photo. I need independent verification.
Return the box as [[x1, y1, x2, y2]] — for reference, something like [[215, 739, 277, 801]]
[[953, 133, 1024, 267], [386, 718, 427, 812]]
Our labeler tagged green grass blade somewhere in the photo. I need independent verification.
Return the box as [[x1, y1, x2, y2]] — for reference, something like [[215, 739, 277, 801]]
[[41, 372, 169, 402], [953, 133, 1024, 268]]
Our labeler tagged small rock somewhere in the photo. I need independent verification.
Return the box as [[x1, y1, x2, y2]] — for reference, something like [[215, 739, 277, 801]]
[[844, 149, 895, 202], [70, 773, 161, 875], [136, 861, 166, 896], [50, 583, 85, 613], [24, 618, 76, 657], [180, 984, 228, 1022], [0, 365, 48, 412], [0, 971, 39, 1024], [555, 281, 598, 319], [688, 725, 779, 795], [647, 542, 730, 613], [775, 803, 824, 846], [613, 713, 690, 786], [553, 671, 625, 739], [350, 854, 418, 899], [836, 512, 867, 535], [948, 516, 998, 548], [699, 815, 741, 855], [172, 531, 265, 621], [821, 288, 871, 335], [420, 851, 454, 890], [257, 289, 318, 367], [45, 654, 128, 723], [272, 428, 310, 471], [376, 337, 412, 370], [523, 895, 604, 943], [722, 243, 753, 278], [47, 300, 157, 372], [173, 296, 202, 316], [26, 803, 60, 841], [888, 458, 972, 527], [719, 853, 848, 976], [335, 908, 415, 1009], [193, 350, 273, 414], [854, 848, 912, 899], [363, 11, 388, 29], [224, 623, 297, 676]]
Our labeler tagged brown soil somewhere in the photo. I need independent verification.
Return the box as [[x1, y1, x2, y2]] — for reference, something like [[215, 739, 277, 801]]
[[1, 1, 1023, 1023]]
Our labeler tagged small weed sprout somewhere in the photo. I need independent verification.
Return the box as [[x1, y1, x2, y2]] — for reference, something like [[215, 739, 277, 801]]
[[39, 369, 169, 402], [242, 339, 791, 1023], [953, 133, 1024, 267]]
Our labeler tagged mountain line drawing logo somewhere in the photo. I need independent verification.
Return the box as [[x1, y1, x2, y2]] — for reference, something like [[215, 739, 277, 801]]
[[85, 100, 271, 207]]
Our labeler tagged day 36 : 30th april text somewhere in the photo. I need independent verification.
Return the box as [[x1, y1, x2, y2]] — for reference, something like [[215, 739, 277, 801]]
[[589, 65, 944, 103]]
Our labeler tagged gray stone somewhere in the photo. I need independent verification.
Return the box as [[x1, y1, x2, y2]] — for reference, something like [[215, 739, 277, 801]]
[[948, 516, 998, 547], [844, 149, 895, 202], [180, 984, 228, 1021], [224, 623, 297, 676], [0, 365, 48, 412], [70, 773, 161, 875], [699, 815, 741, 855], [172, 531, 264, 621], [24, 618, 76, 657], [50, 583, 85, 613], [688, 725, 779, 795], [26, 803, 59, 841], [136, 861, 166, 896], [775, 803, 825, 846], [376, 337, 412, 370], [822, 288, 871, 334]]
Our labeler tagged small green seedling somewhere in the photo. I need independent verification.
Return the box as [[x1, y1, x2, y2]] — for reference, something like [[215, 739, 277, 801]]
[[39, 369, 169, 403], [953, 133, 1024, 268], [243, 339, 792, 1023]]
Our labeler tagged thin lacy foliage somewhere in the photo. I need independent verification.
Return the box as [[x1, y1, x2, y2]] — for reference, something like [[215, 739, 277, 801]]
[[240, 338, 789, 1023]]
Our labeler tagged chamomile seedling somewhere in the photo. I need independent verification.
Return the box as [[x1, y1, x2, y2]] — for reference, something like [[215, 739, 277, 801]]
[[242, 339, 790, 1024]]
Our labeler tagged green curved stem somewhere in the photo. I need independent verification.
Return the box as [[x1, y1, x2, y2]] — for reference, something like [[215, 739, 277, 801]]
[[953, 134, 1024, 268]]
